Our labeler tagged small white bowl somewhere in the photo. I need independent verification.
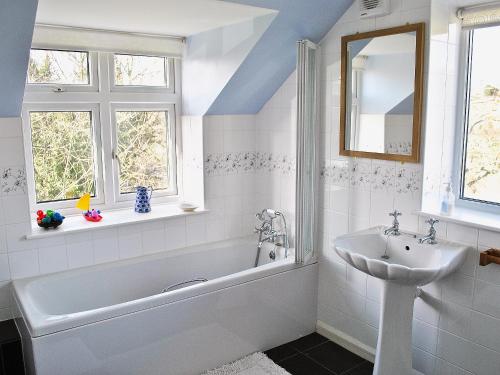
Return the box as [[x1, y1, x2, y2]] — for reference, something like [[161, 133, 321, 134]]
[[179, 202, 198, 212]]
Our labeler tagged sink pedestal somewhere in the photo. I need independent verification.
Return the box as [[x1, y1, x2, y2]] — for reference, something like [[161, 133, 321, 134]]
[[374, 281, 421, 375]]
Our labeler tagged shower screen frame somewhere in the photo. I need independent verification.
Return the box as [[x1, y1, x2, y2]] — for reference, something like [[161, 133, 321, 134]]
[[295, 40, 320, 265]]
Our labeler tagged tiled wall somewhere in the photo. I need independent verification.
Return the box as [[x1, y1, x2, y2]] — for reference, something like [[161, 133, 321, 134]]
[[315, 0, 500, 374], [203, 74, 297, 243]]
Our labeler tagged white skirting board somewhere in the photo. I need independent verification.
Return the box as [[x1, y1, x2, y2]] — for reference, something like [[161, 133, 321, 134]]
[[316, 320, 376, 363]]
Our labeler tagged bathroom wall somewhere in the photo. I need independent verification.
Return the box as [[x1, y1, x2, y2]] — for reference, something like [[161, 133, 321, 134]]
[[203, 73, 297, 243], [315, 1, 500, 374]]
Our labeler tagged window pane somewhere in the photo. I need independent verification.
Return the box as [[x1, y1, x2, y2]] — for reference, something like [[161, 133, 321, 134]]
[[116, 111, 172, 193], [463, 26, 500, 204], [114, 54, 167, 87], [29, 112, 96, 203], [28, 49, 89, 85]]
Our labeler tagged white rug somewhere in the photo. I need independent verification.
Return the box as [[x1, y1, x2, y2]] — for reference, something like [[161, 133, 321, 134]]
[[201, 352, 291, 375]]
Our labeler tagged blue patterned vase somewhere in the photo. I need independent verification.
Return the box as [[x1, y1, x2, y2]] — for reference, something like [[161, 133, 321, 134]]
[[135, 186, 153, 213]]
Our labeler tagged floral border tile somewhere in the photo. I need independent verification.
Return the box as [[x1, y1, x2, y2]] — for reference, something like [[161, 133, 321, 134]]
[[204, 152, 295, 176], [350, 159, 372, 189], [371, 162, 396, 192], [321, 158, 349, 187], [1, 167, 27, 196], [395, 164, 423, 194]]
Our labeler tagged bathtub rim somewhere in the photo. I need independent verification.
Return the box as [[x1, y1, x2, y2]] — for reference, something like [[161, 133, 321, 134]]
[[12, 237, 304, 338]]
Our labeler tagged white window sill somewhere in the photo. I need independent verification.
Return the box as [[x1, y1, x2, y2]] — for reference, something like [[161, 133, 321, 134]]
[[26, 204, 209, 240], [416, 206, 500, 233]]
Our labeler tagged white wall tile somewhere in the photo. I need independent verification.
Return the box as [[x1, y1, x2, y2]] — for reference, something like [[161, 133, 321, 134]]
[[0, 137, 25, 167], [439, 300, 472, 340], [437, 329, 472, 371], [441, 273, 475, 308], [0, 254, 10, 282], [412, 347, 435, 375], [0, 281, 11, 309], [0, 118, 23, 138], [1, 195, 30, 224], [473, 280, 500, 319], [186, 215, 207, 246], [434, 358, 473, 375], [412, 319, 438, 354], [67, 241, 94, 269], [92, 229, 119, 264], [165, 220, 186, 251], [38, 245, 67, 274], [470, 311, 500, 351], [9, 250, 39, 279], [4, 222, 36, 252], [142, 222, 166, 255], [478, 229, 500, 248]]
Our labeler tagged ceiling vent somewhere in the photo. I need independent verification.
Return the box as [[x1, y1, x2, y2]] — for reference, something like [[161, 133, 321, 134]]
[[359, 0, 391, 19]]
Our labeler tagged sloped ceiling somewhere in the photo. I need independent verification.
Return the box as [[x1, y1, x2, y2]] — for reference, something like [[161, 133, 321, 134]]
[[205, 0, 354, 114], [0, 0, 38, 117]]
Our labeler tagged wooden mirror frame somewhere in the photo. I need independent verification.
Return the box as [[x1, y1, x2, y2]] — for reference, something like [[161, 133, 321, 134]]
[[339, 23, 425, 163]]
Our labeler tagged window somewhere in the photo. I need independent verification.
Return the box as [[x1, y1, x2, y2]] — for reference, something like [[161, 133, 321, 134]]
[[29, 110, 97, 203], [28, 49, 90, 85], [459, 25, 500, 207], [23, 49, 179, 212], [113, 54, 168, 87]]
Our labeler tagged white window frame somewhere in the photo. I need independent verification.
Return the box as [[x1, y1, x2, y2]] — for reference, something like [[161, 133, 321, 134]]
[[21, 103, 105, 211], [109, 53, 174, 94], [110, 102, 178, 203], [453, 26, 500, 214], [22, 47, 182, 215], [26, 49, 99, 93]]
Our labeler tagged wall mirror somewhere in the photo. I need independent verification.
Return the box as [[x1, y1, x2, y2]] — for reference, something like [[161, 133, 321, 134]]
[[340, 23, 425, 163]]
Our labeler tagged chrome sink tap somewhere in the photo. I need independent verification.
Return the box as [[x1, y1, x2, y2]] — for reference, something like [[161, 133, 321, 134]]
[[384, 210, 402, 236], [419, 218, 439, 245]]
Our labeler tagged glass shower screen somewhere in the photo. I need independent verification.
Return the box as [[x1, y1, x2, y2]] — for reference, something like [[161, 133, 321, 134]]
[[295, 40, 319, 264]]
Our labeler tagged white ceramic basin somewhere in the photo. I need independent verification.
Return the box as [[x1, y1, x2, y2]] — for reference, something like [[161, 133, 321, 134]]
[[334, 226, 467, 286], [333, 226, 468, 375]]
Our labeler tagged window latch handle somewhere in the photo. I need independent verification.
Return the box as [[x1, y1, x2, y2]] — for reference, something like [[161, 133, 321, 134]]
[[112, 149, 121, 171]]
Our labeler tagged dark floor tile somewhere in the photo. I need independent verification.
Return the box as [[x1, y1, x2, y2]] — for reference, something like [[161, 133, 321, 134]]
[[305, 342, 365, 374], [0, 320, 20, 345], [288, 333, 329, 352], [280, 353, 334, 375], [344, 361, 374, 375], [265, 343, 299, 363], [1, 341, 25, 375]]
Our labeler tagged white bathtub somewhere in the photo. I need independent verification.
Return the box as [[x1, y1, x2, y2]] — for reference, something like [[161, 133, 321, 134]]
[[13, 237, 318, 375]]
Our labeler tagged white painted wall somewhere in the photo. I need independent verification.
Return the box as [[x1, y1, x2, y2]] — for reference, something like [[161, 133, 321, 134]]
[[182, 14, 275, 115]]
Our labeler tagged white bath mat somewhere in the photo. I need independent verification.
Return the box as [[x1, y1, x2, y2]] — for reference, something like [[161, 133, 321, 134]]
[[201, 352, 291, 375]]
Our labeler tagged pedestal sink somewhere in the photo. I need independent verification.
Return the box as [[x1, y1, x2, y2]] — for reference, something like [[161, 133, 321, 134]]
[[333, 226, 467, 375]]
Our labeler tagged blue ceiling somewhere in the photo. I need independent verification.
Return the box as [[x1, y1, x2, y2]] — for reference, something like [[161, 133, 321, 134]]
[[207, 0, 353, 114], [0, 0, 38, 117]]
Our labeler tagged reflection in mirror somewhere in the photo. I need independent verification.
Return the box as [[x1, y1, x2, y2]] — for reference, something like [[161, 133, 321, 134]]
[[340, 23, 424, 163], [346, 32, 416, 155]]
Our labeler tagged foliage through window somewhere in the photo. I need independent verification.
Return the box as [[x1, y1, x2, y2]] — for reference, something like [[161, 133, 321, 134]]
[[30, 111, 96, 202], [116, 111, 172, 193], [23, 49, 179, 211], [114, 54, 167, 87], [461, 25, 500, 205], [28, 49, 89, 85]]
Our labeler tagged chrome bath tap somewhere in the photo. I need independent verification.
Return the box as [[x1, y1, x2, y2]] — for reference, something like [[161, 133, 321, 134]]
[[254, 209, 289, 266]]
